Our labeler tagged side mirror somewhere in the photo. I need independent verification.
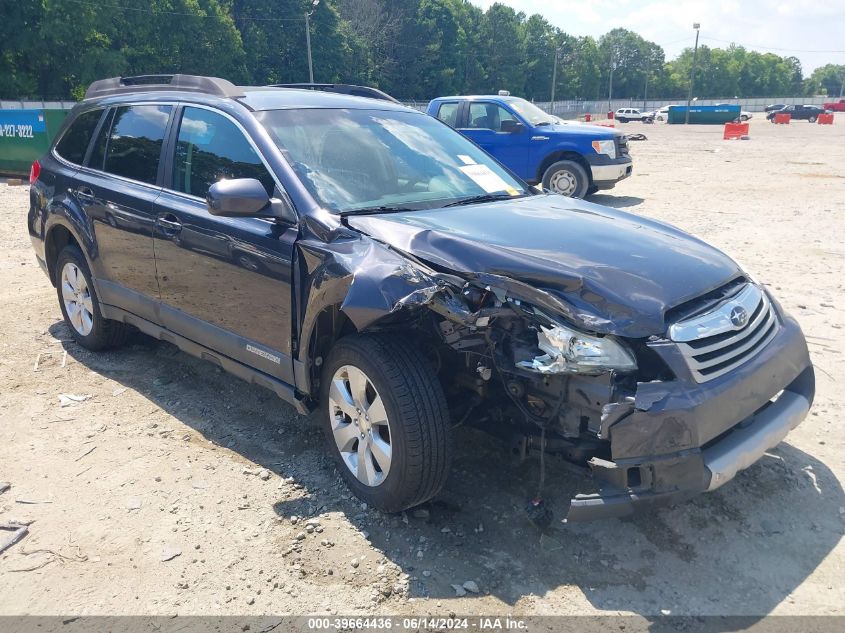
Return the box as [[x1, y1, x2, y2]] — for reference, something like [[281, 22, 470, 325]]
[[207, 178, 270, 217], [500, 120, 525, 134], [207, 178, 297, 223]]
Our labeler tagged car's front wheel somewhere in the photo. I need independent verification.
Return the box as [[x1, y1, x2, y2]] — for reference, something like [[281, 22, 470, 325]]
[[321, 334, 451, 512], [55, 245, 129, 350], [542, 160, 590, 198]]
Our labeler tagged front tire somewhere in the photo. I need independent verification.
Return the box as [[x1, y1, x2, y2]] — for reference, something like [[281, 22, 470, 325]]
[[320, 334, 452, 512], [542, 160, 590, 198], [55, 245, 129, 350]]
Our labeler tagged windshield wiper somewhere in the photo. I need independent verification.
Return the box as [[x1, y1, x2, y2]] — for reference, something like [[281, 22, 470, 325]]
[[443, 193, 519, 207], [340, 205, 418, 216]]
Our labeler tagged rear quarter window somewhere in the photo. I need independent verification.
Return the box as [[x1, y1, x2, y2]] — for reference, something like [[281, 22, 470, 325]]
[[54, 109, 104, 165]]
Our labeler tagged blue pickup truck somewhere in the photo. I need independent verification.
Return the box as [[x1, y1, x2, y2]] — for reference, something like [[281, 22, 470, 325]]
[[427, 95, 632, 198]]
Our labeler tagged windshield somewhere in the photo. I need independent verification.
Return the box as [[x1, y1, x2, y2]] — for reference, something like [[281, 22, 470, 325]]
[[256, 108, 528, 213], [506, 98, 555, 126]]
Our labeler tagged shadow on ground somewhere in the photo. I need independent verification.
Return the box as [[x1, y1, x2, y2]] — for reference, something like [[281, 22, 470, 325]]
[[588, 194, 645, 208], [54, 321, 845, 619]]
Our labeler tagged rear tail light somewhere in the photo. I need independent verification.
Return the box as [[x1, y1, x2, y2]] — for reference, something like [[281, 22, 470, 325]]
[[29, 160, 41, 184]]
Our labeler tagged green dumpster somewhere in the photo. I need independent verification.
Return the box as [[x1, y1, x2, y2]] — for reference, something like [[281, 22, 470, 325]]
[[0, 109, 71, 176], [668, 105, 741, 124]]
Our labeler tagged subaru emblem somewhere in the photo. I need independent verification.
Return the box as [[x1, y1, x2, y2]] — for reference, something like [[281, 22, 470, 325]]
[[730, 306, 748, 328]]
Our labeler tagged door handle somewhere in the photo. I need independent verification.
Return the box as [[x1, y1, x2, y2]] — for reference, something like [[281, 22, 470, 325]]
[[157, 214, 182, 234], [76, 187, 95, 203]]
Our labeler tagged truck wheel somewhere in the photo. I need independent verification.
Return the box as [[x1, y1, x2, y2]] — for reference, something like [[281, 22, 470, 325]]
[[55, 245, 129, 350], [618, 117, 628, 123], [808, 115, 817, 123], [740, 114, 750, 121], [542, 160, 590, 198], [321, 334, 451, 512]]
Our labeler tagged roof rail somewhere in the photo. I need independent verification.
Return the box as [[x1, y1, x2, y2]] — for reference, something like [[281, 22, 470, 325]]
[[268, 83, 400, 104], [84, 75, 244, 100]]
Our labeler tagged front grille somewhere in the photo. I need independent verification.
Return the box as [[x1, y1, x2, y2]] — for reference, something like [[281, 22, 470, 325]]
[[670, 284, 779, 383], [617, 136, 630, 157]]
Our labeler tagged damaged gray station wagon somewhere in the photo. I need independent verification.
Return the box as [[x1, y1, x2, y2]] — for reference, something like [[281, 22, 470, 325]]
[[28, 75, 815, 522]]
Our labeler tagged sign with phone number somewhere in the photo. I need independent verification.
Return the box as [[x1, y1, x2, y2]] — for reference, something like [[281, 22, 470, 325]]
[[0, 110, 46, 139]]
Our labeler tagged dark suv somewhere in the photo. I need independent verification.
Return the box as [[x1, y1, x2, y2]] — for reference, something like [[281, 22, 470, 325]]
[[28, 75, 814, 522]]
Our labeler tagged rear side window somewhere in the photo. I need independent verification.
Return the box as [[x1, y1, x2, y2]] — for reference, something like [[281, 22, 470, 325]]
[[172, 107, 275, 198], [103, 105, 171, 185], [54, 109, 103, 165], [436, 102, 460, 127]]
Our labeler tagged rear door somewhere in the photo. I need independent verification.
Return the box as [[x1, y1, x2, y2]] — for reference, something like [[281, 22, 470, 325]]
[[73, 104, 173, 322], [458, 101, 529, 178], [153, 105, 297, 384]]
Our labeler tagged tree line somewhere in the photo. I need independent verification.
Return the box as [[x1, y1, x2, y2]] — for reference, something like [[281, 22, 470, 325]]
[[1, 0, 842, 102]]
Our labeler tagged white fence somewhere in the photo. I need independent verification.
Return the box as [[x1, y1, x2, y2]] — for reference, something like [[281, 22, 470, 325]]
[[402, 96, 831, 118]]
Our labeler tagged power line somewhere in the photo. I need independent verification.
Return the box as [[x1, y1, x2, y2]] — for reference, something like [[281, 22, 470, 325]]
[[700, 36, 845, 54]]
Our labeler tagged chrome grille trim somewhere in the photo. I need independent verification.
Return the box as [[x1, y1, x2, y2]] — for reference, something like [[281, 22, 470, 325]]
[[671, 284, 779, 383]]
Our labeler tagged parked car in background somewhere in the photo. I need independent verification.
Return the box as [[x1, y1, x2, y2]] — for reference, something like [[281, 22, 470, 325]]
[[29, 74, 815, 523], [428, 95, 632, 198], [822, 98, 845, 112], [614, 107, 653, 123], [767, 104, 826, 122], [765, 103, 787, 112], [652, 105, 673, 122]]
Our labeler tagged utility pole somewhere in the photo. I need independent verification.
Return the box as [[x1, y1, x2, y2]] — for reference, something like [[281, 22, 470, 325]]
[[608, 45, 615, 113], [305, 0, 320, 83], [643, 71, 648, 111], [840, 68, 844, 97], [550, 49, 558, 115], [685, 22, 701, 124]]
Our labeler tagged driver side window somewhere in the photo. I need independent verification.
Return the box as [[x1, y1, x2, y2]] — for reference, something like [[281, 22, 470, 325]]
[[466, 103, 517, 132], [172, 107, 275, 199]]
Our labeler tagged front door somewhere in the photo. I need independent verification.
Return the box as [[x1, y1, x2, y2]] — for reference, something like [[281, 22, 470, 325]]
[[458, 102, 529, 179], [153, 105, 297, 384]]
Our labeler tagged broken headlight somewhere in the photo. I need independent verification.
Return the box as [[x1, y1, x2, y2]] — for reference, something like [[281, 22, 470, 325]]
[[518, 322, 637, 375]]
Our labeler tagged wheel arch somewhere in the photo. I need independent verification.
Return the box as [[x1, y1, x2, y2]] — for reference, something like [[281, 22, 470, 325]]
[[45, 222, 85, 287], [537, 150, 592, 185]]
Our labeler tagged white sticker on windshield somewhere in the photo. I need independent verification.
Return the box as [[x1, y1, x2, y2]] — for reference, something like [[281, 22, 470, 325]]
[[457, 154, 476, 165], [459, 164, 512, 194]]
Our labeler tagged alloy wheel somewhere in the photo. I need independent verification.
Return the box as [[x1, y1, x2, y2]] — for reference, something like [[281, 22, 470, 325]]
[[60, 262, 94, 336], [328, 365, 392, 487]]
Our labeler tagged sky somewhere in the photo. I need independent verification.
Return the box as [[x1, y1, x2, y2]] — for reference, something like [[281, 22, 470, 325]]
[[470, 0, 845, 74]]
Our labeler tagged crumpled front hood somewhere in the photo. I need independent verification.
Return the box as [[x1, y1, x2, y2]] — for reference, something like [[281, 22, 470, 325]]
[[346, 195, 743, 338]]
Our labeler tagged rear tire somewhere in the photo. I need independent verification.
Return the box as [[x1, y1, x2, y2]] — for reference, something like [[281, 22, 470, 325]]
[[542, 160, 590, 198], [320, 334, 452, 512], [618, 117, 628, 123], [55, 245, 129, 350], [808, 115, 817, 123]]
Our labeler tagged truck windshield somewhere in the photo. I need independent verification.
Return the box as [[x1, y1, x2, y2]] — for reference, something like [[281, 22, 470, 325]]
[[256, 108, 528, 214], [507, 98, 556, 126]]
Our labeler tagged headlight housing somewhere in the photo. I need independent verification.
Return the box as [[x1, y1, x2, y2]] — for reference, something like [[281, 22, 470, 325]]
[[591, 139, 617, 159], [518, 321, 637, 375]]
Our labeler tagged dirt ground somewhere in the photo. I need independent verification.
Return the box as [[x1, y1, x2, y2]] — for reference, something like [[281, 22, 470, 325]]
[[1, 117, 844, 618]]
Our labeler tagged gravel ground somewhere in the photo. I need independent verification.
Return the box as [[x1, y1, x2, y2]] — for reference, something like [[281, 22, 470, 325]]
[[1, 116, 844, 618]]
